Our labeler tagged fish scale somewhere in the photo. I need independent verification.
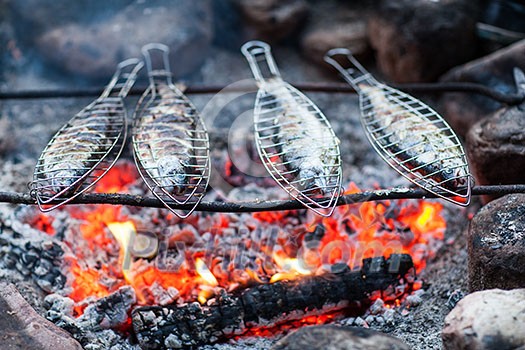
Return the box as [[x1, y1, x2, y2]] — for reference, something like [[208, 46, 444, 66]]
[[242, 41, 343, 217], [132, 43, 210, 219], [324, 48, 472, 206], [30, 58, 144, 211]]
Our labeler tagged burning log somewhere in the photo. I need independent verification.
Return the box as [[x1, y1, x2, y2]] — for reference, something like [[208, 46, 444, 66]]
[[132, 254, 414, 349]]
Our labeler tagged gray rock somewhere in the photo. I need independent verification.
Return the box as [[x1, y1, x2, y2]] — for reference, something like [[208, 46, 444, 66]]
[[442, 288, 525, 350], [211, 0, 244, 50], [0, 116, 16, 156], [300, 0, 370, 65], [271, 325, 410, 350], [468, 194, 525, 292], [7, 0, 133, 37], [34, 0, 213, 81], [0, 282, 83, 350], [233, 0, 309, 42], [368, 0, 479, 83], [466, 68, 525, 203], [440, 38, 525, 137]]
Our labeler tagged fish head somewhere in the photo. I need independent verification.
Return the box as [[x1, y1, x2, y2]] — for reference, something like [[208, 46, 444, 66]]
[[439, 166, 469, 191], [44, 169, 81, 197], [298, 165, 329, 195], [158, 157, 187, 196]]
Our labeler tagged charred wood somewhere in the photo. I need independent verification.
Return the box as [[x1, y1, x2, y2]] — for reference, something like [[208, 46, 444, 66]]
[[132, 254, 414, 349], [0, 224, 66, 293], [45, 287, 137, 349]]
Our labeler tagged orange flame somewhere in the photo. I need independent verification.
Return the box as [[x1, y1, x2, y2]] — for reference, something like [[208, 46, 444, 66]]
[[107, 221, 137, 282], [195, 258, 219, 286]]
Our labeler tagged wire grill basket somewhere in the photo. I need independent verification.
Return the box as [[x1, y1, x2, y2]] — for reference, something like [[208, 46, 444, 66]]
[[325, 48, 472, 206], [132, 43, 210, 218], [30, 58, 143, 211], [242, 41, 343, 216]]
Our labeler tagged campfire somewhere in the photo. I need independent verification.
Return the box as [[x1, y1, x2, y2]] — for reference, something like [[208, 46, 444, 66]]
[[4, 158, 446, 348], [3, 1, 525, 349]]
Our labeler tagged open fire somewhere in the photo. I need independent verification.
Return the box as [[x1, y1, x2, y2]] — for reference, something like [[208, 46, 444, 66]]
[[19, 158, 447, 348]]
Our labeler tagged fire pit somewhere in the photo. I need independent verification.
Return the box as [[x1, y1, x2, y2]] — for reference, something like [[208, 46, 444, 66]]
[[2, 1, 525, 349], [2, 70, 525, 349], [3, 67, 525, 349]]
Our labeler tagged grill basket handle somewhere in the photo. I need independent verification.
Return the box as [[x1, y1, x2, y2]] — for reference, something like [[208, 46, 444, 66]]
[[324, 48, 376, 90], [100, 58, 144, 99], [241, 40, 281, 84], [141, 43, 174, 86]]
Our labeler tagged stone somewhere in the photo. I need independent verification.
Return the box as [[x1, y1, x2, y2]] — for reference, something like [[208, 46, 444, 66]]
[[211, 0, 244, 50], [271, 325, 410, 350], [367, 0, 479, 83], [0, 116, 16, 156], [440, 38, 525, 137], [300, 1, 370, 65], [466, 68, 525, 203], [233, 0, 309, 42], [468, 194, 525, 292], [0, 2, 9, 81], [477, 0, 525, 53], [7, 0, 133, 38], [442, 288, 525, 350], [34, 0, 213, 81], [0, 282, 83, 350]]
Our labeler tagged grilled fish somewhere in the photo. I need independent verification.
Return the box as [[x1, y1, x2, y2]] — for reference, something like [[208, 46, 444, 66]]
[[41, 106, 115, 195], [134, 83, 196, 195], [360, 84, 467, 190], [263, 79, 339, 194]]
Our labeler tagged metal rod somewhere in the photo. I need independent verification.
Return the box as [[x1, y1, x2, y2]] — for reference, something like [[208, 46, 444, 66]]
[[1, 82, 524, 105], [1, 185, 524, 212]]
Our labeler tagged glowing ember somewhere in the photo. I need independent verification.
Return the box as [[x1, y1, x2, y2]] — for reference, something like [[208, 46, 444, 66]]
[[68, 259, 111, 302], [245, 313, 339, 338], [31, 213, 55, 235], [92, 161, 138, 194]]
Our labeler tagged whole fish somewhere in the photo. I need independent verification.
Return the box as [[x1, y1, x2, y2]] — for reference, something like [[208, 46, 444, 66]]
[[31, 58, 142, 211], [40, 106, 115, 195], [325, 48, 471, 206], [360, 84, 467, 190], [242, 40, 343, 216], [264, 79, 340, 194], [134, 83, 196, 196]]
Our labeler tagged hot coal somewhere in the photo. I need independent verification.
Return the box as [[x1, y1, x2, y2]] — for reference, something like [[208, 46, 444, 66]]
[[132, 254, 414, 349]]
